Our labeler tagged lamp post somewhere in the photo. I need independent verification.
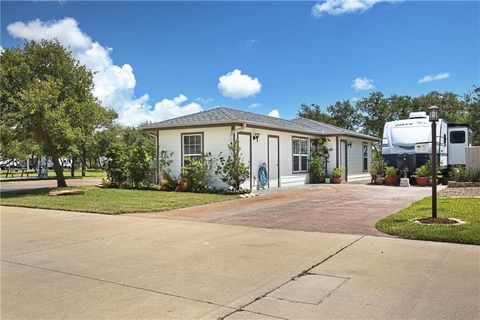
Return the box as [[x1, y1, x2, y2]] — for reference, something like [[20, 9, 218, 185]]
[[428, 106, 439, 218]]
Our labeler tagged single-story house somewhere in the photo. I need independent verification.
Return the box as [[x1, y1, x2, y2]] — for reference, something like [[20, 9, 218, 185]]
[[142, 107, 379, 189]]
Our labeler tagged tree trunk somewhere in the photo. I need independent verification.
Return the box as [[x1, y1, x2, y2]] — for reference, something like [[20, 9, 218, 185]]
[[81, 148, 86, 177], [53, 157, 67, 188], [71, 157, 76, 177]]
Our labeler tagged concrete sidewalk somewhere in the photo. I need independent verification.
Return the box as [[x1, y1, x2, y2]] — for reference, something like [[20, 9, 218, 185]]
[[1, 206, 479, 319]]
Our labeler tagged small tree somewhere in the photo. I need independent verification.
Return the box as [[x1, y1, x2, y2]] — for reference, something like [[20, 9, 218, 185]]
[[126, 143, 152, 189], [104, 144, 127, 187], [215, 140, 250, 190], [181, 153, 214, 192]]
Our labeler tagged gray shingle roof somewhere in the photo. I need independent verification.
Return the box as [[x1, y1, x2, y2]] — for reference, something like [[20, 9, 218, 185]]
[[291, 118, 379, 141], [141, 107, 379, 141]]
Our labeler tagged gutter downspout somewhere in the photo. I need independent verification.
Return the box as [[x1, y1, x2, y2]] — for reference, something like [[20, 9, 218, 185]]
[[231, 123, 247, 142]]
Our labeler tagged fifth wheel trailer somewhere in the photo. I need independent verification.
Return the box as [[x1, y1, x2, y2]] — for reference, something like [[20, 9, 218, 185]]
[[381, 112, 472, 174]]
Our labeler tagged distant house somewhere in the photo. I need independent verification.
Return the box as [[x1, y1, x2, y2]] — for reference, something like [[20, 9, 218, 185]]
[[142, 107, 379, 189]]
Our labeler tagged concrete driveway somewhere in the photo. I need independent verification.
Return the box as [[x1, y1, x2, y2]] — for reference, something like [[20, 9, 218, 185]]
[[134, 184, 438, 237], [1, 206, 478, 319]]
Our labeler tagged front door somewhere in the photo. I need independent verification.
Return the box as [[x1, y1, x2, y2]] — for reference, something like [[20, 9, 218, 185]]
[[268, 135, 280, 188], [238, 133, 252, 190], [339, 140, 347, 181]]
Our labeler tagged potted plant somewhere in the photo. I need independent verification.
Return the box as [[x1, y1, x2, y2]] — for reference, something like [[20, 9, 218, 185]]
[[415, 164, 430, 187], [384, 166, 397, 186], [331, 166, 345, 184], [309, 154, 326, 183], [370, 157, 387, 184]]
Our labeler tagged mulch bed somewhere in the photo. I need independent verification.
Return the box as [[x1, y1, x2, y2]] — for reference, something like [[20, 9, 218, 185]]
[[416, 217, 458, 225], [439, 187, 480, 198]]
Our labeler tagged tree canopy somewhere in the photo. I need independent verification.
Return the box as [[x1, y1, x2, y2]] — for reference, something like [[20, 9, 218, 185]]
[[0, 40, 117, 187], [298, 89, 480, 145]]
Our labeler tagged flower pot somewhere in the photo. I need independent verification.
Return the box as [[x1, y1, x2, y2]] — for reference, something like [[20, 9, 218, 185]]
[[331, 176, 342, 184], [325, 177, 331, 184], [375, 176, 384, 185], [416, 176, 428, 187], [384, 175, 397, 186]]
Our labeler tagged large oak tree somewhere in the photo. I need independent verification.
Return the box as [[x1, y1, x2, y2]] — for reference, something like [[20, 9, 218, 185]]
[[0, 40, 116, 187]]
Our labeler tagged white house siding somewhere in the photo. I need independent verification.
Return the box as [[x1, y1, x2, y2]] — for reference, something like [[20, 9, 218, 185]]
[[339, 136, 372, 181], [233, 126, 317, 189], [156, 127, 231, 187], [155, 126, 374, 189]]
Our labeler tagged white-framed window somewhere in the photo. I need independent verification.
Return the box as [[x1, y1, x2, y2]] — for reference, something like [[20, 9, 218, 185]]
[[293, 137, 308, 172], [182, 133, 203, 164]]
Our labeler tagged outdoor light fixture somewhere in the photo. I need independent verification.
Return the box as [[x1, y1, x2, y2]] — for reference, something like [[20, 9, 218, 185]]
[[428, 105, 439, 218], [429, 105, 439, 122], [252, 133, 260, 142], [347, 141, 353, 148]]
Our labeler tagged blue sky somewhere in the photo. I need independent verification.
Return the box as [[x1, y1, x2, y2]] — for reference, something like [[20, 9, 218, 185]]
[[1, 1, 479, 125]]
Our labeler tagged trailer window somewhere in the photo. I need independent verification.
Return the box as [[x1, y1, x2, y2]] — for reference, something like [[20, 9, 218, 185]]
[[450, 131, 465, 144]]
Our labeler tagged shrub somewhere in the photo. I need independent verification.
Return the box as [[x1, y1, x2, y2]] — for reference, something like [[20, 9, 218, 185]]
[[385, 166, 397, 177], [215, 141, 250, 191], [125, 143, 152, 189], [309, 153, 325, 180], [158, 150, 176, 191], [450, 166, 480, 182], [415, 164, 430, 177], [371, 157, 387, 175], [181, 153, 214, 192], [332, 166, 345, 177], [104, 143, 127, 187]]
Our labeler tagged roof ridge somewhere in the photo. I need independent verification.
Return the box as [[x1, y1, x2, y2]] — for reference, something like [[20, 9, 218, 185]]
[[215, 107, 236, 119]]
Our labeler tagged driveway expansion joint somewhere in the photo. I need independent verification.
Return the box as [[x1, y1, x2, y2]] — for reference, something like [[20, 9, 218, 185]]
[[219, 235, 364, 320]]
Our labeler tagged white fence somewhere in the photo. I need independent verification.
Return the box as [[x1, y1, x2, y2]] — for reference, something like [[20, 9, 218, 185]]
[[465, 146, 480, 169]]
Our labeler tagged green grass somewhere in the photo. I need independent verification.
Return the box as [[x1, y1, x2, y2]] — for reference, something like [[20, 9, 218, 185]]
[[376, 197, 480, 245], [0, 186, 237, 214]]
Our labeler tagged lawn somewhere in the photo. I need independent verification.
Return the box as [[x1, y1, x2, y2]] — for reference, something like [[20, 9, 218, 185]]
[[0, 186, 237, 214], [376, 197, 480, 245]]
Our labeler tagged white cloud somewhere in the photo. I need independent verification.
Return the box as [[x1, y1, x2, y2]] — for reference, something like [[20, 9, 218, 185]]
[[7, 18, 92, 51], [248, 103, 262, 109], [418, 72, 450, 84], [195, 97, 214, 104], [268, 109, 280, 118], [243, 39, 258, 47], [352, 77, 375, 91], [312, 0, 400, 17], [218, 69, 261, 99], [6, 18, 202, 126]]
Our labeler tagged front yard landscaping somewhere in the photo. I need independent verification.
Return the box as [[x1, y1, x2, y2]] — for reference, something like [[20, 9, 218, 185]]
[[0, 186, 237, 214], [376, 196, 480, 245]]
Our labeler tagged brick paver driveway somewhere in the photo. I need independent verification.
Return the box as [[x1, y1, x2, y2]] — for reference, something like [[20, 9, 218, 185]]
[[133, 184, 438, 237]]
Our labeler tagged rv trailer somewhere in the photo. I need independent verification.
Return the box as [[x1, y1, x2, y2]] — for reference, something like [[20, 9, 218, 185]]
[[381, 111, 472, 175]]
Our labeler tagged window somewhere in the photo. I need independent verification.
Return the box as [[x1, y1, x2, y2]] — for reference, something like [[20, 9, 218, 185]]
[[293, 137, 308, 172], [450, 131, 465, 144], [182, 133, 203, 164], [362, 142, 368, 172]]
